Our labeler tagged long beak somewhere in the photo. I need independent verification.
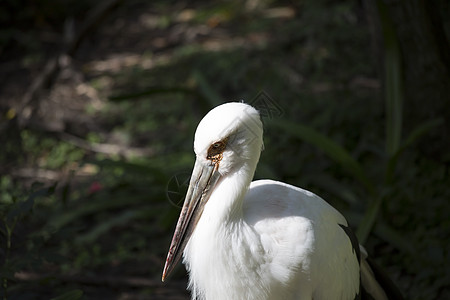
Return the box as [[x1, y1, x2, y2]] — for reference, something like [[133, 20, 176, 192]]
[[162, 159, 222, 282]]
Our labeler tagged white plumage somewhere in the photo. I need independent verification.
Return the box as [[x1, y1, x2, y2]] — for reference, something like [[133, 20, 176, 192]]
[[162, 102, 402, 300]]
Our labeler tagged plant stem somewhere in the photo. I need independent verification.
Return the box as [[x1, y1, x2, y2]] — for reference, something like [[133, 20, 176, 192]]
[[2, 220, 15, 300]]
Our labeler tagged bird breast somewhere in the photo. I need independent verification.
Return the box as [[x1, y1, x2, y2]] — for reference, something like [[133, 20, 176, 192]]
[[183, 179, 320, 300]]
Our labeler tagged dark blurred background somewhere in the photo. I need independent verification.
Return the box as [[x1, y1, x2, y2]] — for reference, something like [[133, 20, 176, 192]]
[[0, 0, 449, 299]]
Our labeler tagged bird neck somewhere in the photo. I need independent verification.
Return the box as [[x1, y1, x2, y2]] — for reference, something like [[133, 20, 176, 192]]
[[184, 159, 265, 300], [208, 160, 257, 224]]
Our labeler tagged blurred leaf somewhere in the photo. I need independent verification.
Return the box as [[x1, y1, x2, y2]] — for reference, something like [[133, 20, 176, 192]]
[[89, 158, 168, 183], [376, 0, 403, 156], [43, 195, 144, 233], [6, 184, 55, 222], [401, 118, 444, 151], [6, 197, 34, 222], [269, 119, 375, 195], [375, 220, 416, 255], [192, 70, 222, 107], [386, 118, 444, 182], [109, 86, 198, 101], [50, 289, 83, 300], [356, 196, 382, 244], [309, 174, 359, 205], [347, 211, 416, 255], [74, 208, 158, 245]]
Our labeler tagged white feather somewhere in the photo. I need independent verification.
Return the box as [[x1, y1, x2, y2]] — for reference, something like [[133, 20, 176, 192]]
[[180, 102, 362, 299]]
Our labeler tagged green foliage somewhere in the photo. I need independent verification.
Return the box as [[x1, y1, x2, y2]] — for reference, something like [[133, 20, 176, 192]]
[[376, 0, 404, 156], [0, 183, 56, 299], [50, 289, 83, 300], [269, 119, 375, 195]]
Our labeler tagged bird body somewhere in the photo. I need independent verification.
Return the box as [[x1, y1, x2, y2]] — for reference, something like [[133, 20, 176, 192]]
[[185, 179, 360, 300], [162, 102, 403, 300]]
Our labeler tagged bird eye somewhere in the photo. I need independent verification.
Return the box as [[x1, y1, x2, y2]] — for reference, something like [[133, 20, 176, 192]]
[[207, 138, 228, 162]]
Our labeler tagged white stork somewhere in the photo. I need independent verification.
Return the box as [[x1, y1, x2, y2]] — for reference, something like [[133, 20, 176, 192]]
[[162, 102, 403, 300]]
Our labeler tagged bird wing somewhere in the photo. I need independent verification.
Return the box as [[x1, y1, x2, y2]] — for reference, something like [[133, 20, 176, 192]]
[[245, 180, 361, 300]]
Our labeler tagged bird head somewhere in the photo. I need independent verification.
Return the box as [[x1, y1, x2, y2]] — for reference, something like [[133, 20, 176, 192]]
[[162, 102, 263, 281], [194, 102, 263, 175]]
